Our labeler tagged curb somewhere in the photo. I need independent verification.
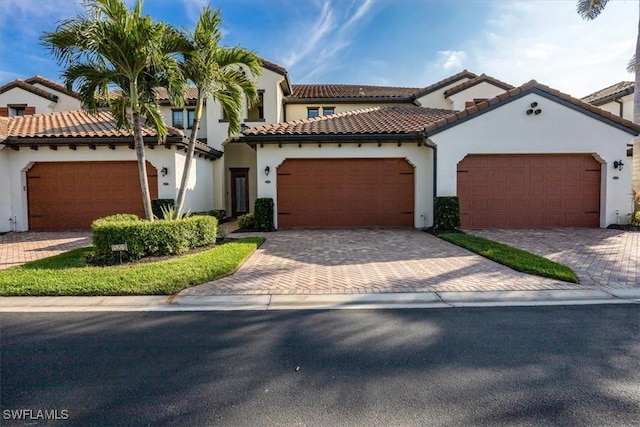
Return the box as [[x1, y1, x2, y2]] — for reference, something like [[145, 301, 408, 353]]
[[1, 289, 639, 312]]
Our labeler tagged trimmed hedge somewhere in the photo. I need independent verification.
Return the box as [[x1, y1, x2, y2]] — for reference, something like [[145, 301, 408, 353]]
[[92, 215, 217, 264], [152, 199, 175, 219], [434, 196, 461, 232], [237, 213, 255, 230], [192, 209, 226, 221], [254, 198, 275, 231]]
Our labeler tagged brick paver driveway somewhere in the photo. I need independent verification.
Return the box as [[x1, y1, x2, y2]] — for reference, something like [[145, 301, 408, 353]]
[[183, 229, 587, 295], [0, 231, 92, 270], [467, 228, 639, 288]]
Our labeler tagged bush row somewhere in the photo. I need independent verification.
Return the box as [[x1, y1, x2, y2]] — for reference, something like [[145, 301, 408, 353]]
[[91, 214, 218, 264]]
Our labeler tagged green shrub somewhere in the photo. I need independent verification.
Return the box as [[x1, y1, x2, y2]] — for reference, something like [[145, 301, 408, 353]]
[[151, 199, 175, 219], [631, 211, 640, 226], [254, 198, 274, 231], [99, 213, 140, 222], [91, 215, 217, 264], [237, 213, 255, 230], [434, 196, 461, 232], [192, 209, 226, 221]]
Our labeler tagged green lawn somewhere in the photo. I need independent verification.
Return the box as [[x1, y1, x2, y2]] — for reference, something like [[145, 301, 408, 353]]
[[439, 233, 579, 283], [0, 237, 265, 296]]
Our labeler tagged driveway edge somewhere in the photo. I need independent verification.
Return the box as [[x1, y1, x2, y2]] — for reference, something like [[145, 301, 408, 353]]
[[1, 289, 639, 312]]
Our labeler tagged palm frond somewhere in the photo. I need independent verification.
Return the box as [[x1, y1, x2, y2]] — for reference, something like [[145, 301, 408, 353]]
[[628, 53, 637, 73], [577, 0, 609, 20]]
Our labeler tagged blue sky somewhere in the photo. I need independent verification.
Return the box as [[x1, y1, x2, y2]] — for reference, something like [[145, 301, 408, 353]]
[[0, 0, 637, 97]]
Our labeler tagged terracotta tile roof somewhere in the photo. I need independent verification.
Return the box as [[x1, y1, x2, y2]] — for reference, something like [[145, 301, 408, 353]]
[[424, 80, 640, 137], [443, 73, 514, 97], [4, 109, 185, 139], [0, 117, 8, 139], [155, 87, 199, 102], [413, 70, 478, 98], [243, 105, 453, 138], [289, 84, 422, 100], [24, 75, 81, 99], [260, 58, 288, 76], [0, 79, 59, 102], [582, 81, 634, 105]]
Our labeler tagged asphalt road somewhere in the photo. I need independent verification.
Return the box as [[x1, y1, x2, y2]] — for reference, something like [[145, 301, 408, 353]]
[[1, 305, 639, 426]]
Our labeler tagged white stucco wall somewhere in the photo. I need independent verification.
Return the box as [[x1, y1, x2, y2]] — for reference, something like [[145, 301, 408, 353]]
[[446, 82, 510, 111], [2, 145, 216, 231], [29, 83, 82, 112], [598, 94, 633, 122], [285, 102, 411, 121], [0, 147, 13, 232], [414, 78, 472, 110], [0, 88, 57, 114], [256, 142, 434, 229], [431, 92, 635, 227], [160, 105, 207, 140]]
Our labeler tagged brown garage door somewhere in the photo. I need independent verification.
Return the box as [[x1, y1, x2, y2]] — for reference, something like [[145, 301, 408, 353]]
[[277, 158, 414, 228], [27, 161, 158, 230], [457, 154, 601, 228]]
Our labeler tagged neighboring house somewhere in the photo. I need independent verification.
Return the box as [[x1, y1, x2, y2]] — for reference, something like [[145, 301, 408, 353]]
[[582, 81, 638, 192], [0, 64, 638, 231]]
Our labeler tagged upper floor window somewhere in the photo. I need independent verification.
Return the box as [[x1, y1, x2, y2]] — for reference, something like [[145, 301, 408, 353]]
[[187, 109, 195, 129], [322, 107, 335, 116], [247, 91, 264, 121], [307, 107, 319, 119], [172, 109, 184, 129]]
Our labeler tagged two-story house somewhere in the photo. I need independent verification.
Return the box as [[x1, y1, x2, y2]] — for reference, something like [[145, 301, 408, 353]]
[[1, 62, 638, 231]]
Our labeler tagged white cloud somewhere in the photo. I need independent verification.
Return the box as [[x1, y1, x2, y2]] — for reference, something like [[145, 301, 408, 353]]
[[464, 0, 637, 96], [438, 50, 468, 70], [280, 0, 376, 82], [0, 0, 83, 37], [179, 0, 210, 26]]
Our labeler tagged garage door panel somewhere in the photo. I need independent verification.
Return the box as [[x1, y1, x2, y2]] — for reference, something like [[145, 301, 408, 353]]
[[277, 158, 414, 228], [27, 161, 158, 230], [457, 154, 600, 228]]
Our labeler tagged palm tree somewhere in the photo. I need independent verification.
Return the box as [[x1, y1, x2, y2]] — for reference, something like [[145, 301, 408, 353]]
[[578, 0, 639, 123], [174, 6, 262, 218], [41, 0, 187, 220]]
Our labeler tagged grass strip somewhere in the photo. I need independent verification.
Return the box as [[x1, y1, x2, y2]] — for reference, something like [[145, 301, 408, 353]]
[[0, 237, 265, 296], [440, 233, 578, 283]]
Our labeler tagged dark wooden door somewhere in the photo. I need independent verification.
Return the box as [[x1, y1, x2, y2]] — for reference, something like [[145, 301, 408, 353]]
[[230, 168, 249, 217]]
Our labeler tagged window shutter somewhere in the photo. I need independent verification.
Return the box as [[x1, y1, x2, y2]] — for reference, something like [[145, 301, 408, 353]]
[[25, 106, 36, 115], [0, 107, 8, 117]]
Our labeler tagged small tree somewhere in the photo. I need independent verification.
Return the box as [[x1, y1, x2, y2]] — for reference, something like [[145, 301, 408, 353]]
[[174, 6, 262, 218], [41, 0, 187, 220]]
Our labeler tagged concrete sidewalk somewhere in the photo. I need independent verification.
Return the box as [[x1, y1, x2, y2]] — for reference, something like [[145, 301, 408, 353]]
[[2, 288, 639, 312]]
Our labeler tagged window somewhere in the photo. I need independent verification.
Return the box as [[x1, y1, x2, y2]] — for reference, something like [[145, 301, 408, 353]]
[[14, 107, 25, 116], [322, 107, 335, 116], [307, 107, 319, 118], [247, 91, 264, 121], [172, 110, 184, 128], [187, 109, 195, 129], [7, 104, 26, 117]]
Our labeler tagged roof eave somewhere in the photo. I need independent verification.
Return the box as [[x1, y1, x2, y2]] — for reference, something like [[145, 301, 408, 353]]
[[588, 88, 635, 106], [240, 132, 424, 144], [285, 96, 414, 104]]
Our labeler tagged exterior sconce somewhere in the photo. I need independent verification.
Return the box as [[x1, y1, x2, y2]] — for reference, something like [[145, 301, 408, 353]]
[[161, 167, 168, 177], [526, 102, 541, 115], [613, 160, 624, 171], [264, 166, 270, 176]]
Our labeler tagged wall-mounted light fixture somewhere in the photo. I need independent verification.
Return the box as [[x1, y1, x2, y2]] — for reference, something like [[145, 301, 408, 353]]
[[526, 102, 541, 115], [264, 166, 270, 176], [161, 167, 169, 177], [613, 160, 624, 171]]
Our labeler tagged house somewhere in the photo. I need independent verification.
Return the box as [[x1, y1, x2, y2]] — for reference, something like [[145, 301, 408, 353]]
[[1, 64, 638, 231]]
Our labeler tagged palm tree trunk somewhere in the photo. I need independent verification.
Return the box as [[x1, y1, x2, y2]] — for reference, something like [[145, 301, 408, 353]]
[[133, 110, 154, 220], [174, 95, 204, 218], [633, 4, 640, 198]]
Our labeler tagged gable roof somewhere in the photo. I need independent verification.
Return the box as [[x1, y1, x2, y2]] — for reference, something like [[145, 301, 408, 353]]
[[260, 58, 288, 76], [423, 80, 640, 137], [443, 73, 514, 97], [242, 105, 453, 142], [0, 79, 59, 102], [288, 84, 422, 103], [24, 75, 81, 99], [412, 70, 478, 98], [1, 109, 221, 159], [581, 81, 634, 106], [155, 87, 199, 105]]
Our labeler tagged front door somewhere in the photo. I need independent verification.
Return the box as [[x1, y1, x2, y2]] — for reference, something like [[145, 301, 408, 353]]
[[230, 168, 249, 217]]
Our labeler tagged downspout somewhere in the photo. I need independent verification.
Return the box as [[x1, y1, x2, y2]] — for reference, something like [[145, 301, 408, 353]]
[[614, 100, 623, 118]]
